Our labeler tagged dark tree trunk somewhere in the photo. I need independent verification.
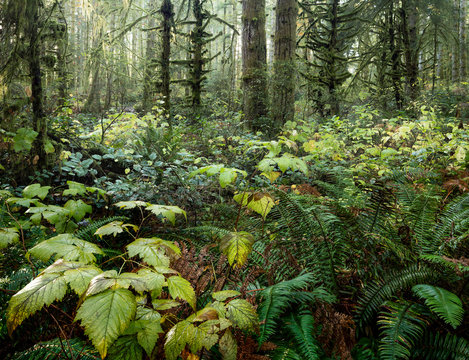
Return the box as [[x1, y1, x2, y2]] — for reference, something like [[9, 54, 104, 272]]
[[161, 0, 173, 116], [401, 0, 419, 101], [271, 0, 298, 134], [191, 0, 205, 110], [242, 0, 268, 131], [28, 0, 48, 168]]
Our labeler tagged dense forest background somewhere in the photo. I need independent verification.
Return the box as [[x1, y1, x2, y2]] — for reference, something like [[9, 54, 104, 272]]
[[0, 0, 468, 359]]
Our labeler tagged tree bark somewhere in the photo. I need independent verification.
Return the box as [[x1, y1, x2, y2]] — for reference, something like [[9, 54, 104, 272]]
[[143, 0, 157, 112], [242, 0, 268, 131], [161, 0, 173, 116], [401, 0, 419, 101], [271, 0, 297, 134]]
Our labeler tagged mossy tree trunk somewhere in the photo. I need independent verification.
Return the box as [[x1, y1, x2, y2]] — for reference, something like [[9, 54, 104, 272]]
[[271, 0, 298, 134], [242, 0, 268, 131], [160, 0, 174, 116]]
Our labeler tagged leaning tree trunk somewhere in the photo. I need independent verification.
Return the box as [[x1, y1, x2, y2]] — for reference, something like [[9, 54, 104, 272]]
[[160, 0, 173, 116], [242, 0, 268, 131], [271, 0, 298, 135], [28, 0, 48, 168]]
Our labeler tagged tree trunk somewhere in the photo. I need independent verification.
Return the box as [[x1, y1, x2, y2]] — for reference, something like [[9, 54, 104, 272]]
[[161, 0, 173, 116], [242, 0, 268, 131], [389, 3, 402, 109], [191, 0, 205, 110], [401, 0, 419, 101], [28, 0, 48, 168], [271, 0, 297, 134], [459, 0, 467, 81], [143, 0, 157, 112]]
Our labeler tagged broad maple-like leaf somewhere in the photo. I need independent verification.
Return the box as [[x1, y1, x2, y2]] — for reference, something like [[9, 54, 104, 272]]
[[167, 276, 196, 310], [219, 231, 255, 268], [76, 288, 137, 358]]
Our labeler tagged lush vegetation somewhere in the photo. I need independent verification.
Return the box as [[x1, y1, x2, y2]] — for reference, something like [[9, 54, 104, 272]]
[[1, 0, 469, 360]]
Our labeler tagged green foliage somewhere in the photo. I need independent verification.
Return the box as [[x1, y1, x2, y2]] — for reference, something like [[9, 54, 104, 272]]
[[219, 231, 255, 268], [411, 285, 464, 329], [378, 301, 428, 360], [14, 338, 99, 360], [13, 128, 38, 152]]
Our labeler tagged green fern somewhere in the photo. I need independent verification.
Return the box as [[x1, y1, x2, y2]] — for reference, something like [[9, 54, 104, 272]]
[[257, 273, 335, 344], [412, 284, 464, 329], [270, 346, 303, 360], [411, 332, 469, 360], [14, 338, 99, 359], [285, 312, 322, 360], [356, 264, 437, 330], [378, 301, 428, 360]]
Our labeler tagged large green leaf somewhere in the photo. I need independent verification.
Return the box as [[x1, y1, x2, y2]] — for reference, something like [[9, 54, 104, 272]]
[[114, 201, 148, 209], [23, 184, 51, 200], [7, 272, 68, 335], [135, 307, 163, 357], [126, 238, 180, 268], [0, 227, 19, 249], [64, 199, 92, 221], [94, 221, 126, 238], [76, 288, 137, 358], [219, 329, 237, 360], [167, 276, 196, 310], [165, 320, 194, 360], [145, 205, 187, 225], [28, 234, 104, 264], [226, 299, 258, 331], [212, 290, 241, 302], [63, 265, 103, 296], [13, 128, 38, 152], [219, 231, 255, 268], [63, 181, 87, 196], [412, 284, 464, 329], [107, 335, 143, 360]]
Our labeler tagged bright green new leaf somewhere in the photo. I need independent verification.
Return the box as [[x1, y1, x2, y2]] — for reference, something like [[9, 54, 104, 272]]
[[115, 201, 148, 209], [23, 184, 51, 200], [28, 234, 104, 264], [127, 238, 181, 268], [233, 192, 275, 219], [7, 272, 68, 335], [226, 299, 258, 331], [145, 205, 187, 225], [212, 290, 241, 302], [76, 288, 137, 359], [64, 199, 92, 221], [219, 231, 255, 268], [219, 329, 237, 360], [0, 227, 19, 249], [167, 276, 196, 310], [13, 128, 38, 152], [412, 284, 464, 329]]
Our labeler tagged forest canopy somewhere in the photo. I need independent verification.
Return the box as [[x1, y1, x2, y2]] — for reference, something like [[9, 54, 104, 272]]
[[0, 0, 468, 359]]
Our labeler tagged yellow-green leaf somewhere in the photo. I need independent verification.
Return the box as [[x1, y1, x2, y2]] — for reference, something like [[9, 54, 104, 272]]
[[219, 329, 237, 360], [233, 192, 275, 219], [226, 299, 258, 331], [23, 184, 51, 200], [167, 276, 196, 310], [28, 234, 104, 264], [76, 288, 136, 359], [114, 201, 148, 209], [0, 227, 19, 249], [63, 265, 103, 296], [94, 221, 125, 238], [165, 320, 194, 360], [7, 272, 68, 335], [219, 231, 255, 268], [212, 290, 241, 302], [145, 205, 187, 225], [127, 238, 181, 268]]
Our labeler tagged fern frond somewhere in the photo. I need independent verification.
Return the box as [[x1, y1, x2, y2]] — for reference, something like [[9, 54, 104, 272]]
[[378, 301, 428, 360], [285, 312, 321, 360], [356, 264, 437, 330], [412, 284, 464, 329], [411, 331, 469, 360], [14, 338, 99, 359], [258, 273, 334, 344], [270, 346, 303, 360]]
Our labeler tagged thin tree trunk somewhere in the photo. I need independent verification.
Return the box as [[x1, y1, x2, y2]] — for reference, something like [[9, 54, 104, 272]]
[[161, 0, 173, 116], [143, 0, 156, 112]]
